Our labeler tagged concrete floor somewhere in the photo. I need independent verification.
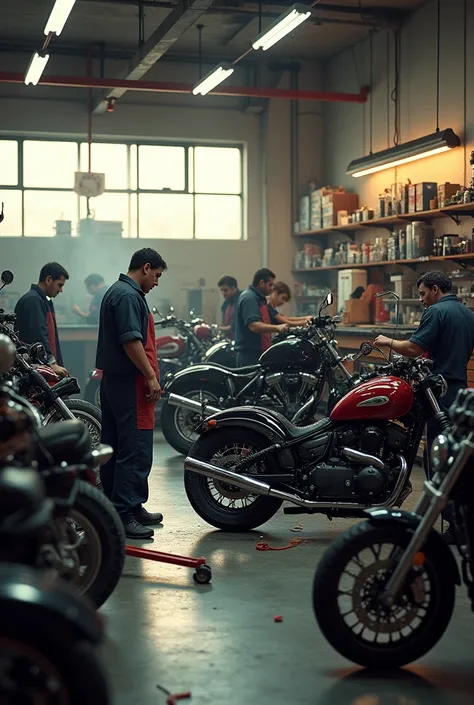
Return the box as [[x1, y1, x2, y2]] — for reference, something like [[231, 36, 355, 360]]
[[100, 436, 474, 705]]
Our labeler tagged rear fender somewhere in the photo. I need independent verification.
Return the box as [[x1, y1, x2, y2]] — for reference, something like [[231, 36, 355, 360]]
[[366, 507, 461, 585], [196, 406, 289, 444], [0, 564, 103, 643], [163, 364, 236, 392]]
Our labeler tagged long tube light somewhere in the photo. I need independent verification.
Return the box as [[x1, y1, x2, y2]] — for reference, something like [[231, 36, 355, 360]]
[[44, 0, 77, 36], [24, 52, 50, 86], [192, 64, 235, 96], [252, 4, 311, 52], [347, 128, 461, 178]]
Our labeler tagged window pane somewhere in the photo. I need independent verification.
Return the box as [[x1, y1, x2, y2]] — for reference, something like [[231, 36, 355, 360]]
[[138, 194, 193, 239], [130, 194, 138, 238], [130, 145, 138, 190], [24, 141, 78, 188], [80, 143, 128, 190], [80, 193, 128, 237], [0, 141, 18, 186], [138, 146, 185, 191], [194, 147, 241, 194], [195, 195, 242, 240], [24, 191, 78, 237], [0, 190, 22, 236]]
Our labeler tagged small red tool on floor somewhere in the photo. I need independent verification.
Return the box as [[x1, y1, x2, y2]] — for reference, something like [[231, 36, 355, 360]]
[[125, 545, 212, 584]]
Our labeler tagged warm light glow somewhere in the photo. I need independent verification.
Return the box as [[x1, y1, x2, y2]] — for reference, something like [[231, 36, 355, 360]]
[[352, 145, 451, 177], [252, 6, 311, 51], [44, 0, 77, 35], [24, 52, 50, 86], [192, 65, 235, 96]]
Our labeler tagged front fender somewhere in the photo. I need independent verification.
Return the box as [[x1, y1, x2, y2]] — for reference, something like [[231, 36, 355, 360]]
[[196, 405, 289, 443], [366, 507, 461, 585], [164, 363, 233, 391], [0, 564, 104, 642]]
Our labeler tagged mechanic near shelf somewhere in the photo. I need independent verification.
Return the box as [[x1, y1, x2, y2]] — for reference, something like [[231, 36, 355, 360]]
[[96, 248, 167, 540], [374, 270, 474, 540]]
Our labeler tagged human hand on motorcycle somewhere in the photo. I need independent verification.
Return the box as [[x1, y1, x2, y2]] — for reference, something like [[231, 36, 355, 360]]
[[145, 375, 161, 402], [276, 324, 290, 334], [51, 363, 68, 378], [374, 334, 392, 347]]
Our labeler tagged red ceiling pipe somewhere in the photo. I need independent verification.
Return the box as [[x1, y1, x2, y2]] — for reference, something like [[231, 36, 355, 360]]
[[0, 71, 368, 103]]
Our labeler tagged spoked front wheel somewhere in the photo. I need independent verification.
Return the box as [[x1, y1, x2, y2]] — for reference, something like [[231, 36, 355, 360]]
[[313, 522, 456, 668]]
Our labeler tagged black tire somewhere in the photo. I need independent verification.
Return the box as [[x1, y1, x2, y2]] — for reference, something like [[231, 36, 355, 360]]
[[161, 382, 223, 455], [85, 378, 101, 408], [0, 619, 110, 705], [184, 428, 282, 531], [47, 398, 102, 450], [62, 480, 125, 608], [313, 521, 456, 668]]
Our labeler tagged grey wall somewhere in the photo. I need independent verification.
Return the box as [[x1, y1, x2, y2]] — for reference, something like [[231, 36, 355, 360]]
[[0, 53, 323, 318]]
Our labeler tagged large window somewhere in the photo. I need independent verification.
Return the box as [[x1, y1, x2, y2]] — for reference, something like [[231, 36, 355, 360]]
[[0, 138, 244, 239]]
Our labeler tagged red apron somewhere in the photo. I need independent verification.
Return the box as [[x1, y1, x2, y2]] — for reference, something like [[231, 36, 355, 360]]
[[136, 313, 159, 430], [259, 301, 272, 352]]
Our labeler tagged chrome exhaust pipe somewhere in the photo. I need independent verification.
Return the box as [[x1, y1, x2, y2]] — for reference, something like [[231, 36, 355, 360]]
[[341, 447, 385, 471], [168, 393, 221, 416], [184, 453, 407, 511]]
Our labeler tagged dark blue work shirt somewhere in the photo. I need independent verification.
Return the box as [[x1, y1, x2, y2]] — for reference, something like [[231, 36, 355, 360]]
[[409, 294, 474, 384], [221, 290, 241, 336], [88, 285, 108, 325], [234, 285, 278, 353], [96, 274, 151, 375]]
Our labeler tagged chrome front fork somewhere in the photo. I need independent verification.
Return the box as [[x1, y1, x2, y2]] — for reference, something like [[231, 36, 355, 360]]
[[382, 433, 474, 604]]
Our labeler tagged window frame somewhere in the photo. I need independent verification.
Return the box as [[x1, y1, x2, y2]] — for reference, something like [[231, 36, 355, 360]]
[[0, 137, 245, 240]]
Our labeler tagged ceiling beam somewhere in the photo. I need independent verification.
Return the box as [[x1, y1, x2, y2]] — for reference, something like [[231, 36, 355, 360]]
[[91, 0, 214, 113]]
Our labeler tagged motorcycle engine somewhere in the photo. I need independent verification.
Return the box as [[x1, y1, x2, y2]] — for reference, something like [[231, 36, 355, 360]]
[[265, 371, 319, 417]]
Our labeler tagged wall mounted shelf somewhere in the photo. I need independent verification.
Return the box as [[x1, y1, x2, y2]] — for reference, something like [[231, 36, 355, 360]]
[[292, 252, 474, 273]]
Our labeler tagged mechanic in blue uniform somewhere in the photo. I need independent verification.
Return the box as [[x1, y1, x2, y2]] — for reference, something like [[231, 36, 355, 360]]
[[96, 248, 167, 540], [72, 273, 108, 325], [15, 262, 69, 378], [234, 268, 289, 367], [375, 270, 474, 542], [217, 275, 241, 338]]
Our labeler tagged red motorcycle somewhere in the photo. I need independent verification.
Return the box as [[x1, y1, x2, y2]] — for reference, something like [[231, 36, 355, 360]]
[[84, 312, 235, 408], [183, 343, 450, 531]]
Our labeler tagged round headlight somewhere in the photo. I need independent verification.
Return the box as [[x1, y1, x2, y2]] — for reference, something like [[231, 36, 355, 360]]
[[430, 433, 450, 472]]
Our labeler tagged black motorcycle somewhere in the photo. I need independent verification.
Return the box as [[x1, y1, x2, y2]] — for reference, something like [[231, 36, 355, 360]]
[[312, 385, 474, 669], [0, 336, 125, 608], [161, 294, 350, 455], [183, 348, 450, 531], [0, 270, 102, 446]]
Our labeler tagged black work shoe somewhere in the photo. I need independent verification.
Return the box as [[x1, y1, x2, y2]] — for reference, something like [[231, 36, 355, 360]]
[[134, 507, 164, 526], [442, 525, 456, 546], [122, 518, 154, 539]]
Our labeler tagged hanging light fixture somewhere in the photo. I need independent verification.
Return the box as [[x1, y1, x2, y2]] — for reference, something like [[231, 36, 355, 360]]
[[252, 4, 311, 52], [347, 1, 460, 178], [192, 64, 235, 96], [24, 52, 50, 86], [44, 0, 77, 36]]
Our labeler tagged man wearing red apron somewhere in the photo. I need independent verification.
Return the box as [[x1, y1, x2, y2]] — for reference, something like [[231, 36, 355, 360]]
[[96, 248, 167, 540], [15, 262, 69, 379]]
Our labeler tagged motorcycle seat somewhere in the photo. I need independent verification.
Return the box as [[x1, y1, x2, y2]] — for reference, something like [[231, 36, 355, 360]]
[[253, 406, 332, 439], [36, 420, 92, 466]]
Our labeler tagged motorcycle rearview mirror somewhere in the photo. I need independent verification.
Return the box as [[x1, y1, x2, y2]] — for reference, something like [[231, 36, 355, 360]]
[[0, 270, 14, 291], [318, 291, 333, 316], [0, 333, 16, 374]]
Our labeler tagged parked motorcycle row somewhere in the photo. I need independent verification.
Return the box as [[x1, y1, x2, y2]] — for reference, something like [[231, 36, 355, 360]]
[[0, 332, 120, 702]]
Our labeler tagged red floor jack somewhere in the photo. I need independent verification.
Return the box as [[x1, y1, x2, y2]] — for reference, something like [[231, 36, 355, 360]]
[[125, 545, 212, 584]]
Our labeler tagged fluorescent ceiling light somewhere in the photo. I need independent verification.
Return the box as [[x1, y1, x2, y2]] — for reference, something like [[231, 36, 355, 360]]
[[24, 52, 50, 86], [44, 0, 77, 35], [192, 64, 235, 96], [347, 128, 461, 178], [252, 4, 311, 52]]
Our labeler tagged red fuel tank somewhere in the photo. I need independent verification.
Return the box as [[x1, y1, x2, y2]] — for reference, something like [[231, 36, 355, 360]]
[[34, 364, 60, 387], [330, 376, 414, 422], [156, 335, 185, 359]]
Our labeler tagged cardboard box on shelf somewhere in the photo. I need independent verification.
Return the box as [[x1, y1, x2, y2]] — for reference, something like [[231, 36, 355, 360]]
[[438, 183, 461, 208], [322, 193, 359, 228], [343, 299, 371, 325], [416, 182, 437, 212]]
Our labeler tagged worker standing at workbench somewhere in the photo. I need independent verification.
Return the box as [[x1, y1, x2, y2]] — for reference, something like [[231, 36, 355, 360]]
[[96, 248, 167, 540]]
